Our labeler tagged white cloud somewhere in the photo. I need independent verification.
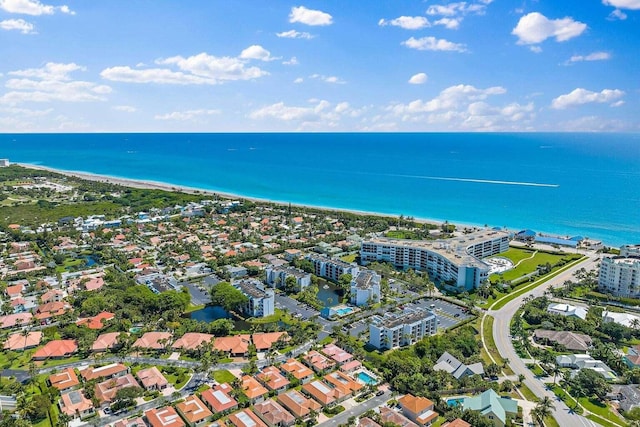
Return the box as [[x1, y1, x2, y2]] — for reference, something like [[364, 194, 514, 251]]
[[408, 73, 428, 84], [102, 51, 269, 85], [426, 1, 492, 17], [309, 74, 345, 84], [378, 16, 430, 30], [276, 29, 314, 39], [385, 84, 531, 131], [283, 57, 299, 66], [402, 36, 466, 52], [289, 6, 333, 26], [608, 9, 627, 20], [293, 77, 304, 84], [0, 0, 74, 15], [0, 62, 111, 105], [112, 105, 136, 113], [551, 88, 625, 109], [154, 109, 220, 121], [249, 99, 351, 127], [567, 51, 611, 63], [239, 45, 278, 61], [529, 46, 543, 53], [603, 0, 640, 9], [434, 18, 460, 29], [512, 12, 587, 45], [0, 18, 34, 33]]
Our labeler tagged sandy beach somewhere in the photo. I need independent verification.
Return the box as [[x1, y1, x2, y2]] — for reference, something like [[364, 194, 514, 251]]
[[17, 162, 478, 231]]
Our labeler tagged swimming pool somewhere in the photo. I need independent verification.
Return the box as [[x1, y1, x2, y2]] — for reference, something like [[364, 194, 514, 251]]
[[447, 398, 464, 407], [357, 371, 378, 385], [335, 307, 354, 316]]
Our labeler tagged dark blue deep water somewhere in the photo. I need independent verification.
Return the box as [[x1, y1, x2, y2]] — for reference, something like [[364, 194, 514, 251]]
[[2, 133, 639, 246]]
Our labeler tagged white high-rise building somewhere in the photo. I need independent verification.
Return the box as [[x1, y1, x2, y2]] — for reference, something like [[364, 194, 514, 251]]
[[599, 254, 640, 299], [369, 308, 437, 350], [265, 265, 311, 291], [350, 270, 381, 306], [306, 253, 359, 282], [234, 279, 275, 317], [361, 229, 510, 290]]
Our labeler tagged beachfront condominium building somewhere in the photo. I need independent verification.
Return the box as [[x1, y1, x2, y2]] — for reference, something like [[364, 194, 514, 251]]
[[350, 270, 381, 306], [369, 308, 437, 350], [599, 254, 640, 299], [233, 279, 275, 318], [360, 229, 510, 290], [265, 265, 312, 291], [621, 245, 640, 257], [306, 254, 360, 282]]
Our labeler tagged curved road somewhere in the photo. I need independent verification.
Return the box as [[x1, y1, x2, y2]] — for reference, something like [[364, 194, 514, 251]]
[[490, 255, 601, 427]]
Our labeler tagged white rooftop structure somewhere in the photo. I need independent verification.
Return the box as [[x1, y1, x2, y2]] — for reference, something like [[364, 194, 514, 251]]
[[602, 311, 640, 328], [547, 303, 588, 320]]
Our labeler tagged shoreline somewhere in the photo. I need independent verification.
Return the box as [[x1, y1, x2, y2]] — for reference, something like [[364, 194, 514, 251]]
[[16, 162, 492, 231]]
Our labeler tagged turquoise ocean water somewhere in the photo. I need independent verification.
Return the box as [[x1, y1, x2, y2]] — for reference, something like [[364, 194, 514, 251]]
[[1, 132, 639, 246]]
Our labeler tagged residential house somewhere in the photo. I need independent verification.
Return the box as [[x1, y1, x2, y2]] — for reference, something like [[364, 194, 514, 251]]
[[41, 289, 64, 304], [608, 385, 640, 414], [200, 383, 238, 414], [624, 345, 640, 368], [461, 389, 518, 427], [132, 331, 172, 351], [145, 406, 186, 427], [242, 375, 269, 404], [340, 360, 362, 374], [76, 311, 115, 330], [3, 330, 42, 351], [92, 332, 123, 352], [32, 340, 78, 360], [556, 354, 617, 380], [172, 333, 214, 352], [280, 358, 314, 384], [95, 374, 141, 405], [112, 417, 146, 427], [302, 350, 336, 373], [48, 367, 80, 392], [35, 301, 71, 324], [323, 371, 363, 398], [80, 363, 129, 382], [547, 303, 588, 320], [252, 332, 287, 352], [257, 366, 290, 394], [59, 389, 95, 420], [176, 395, 212, 427], [0, 312, 32, 329], [358, 418, 382, 427], [533, 330, 593, 352], [277, 389, 321, 419], [136, 366, 169, 391], [442, 419, 471, 427], [321, 344, 353, 365], [228, 409, 268, 427], [433, 352, 484, 380], [302, 380, 345, 407], [253, 399, 296, 427], [399, 394, 439, 426], [213, 335, 251, 357], [379, 407, 419, 427]]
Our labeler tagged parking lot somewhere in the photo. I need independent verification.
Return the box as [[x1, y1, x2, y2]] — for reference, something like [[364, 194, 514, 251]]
[[183, 280, 214, 306]]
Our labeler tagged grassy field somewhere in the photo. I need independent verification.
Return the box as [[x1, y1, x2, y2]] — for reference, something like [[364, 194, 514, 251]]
[[212, 369, 236, 384], [545, 416, 561, 427], [491, 249, 581, 283], [550, 385, 583, 414], [340, 253, 357, 263], [579, 397, 627, 427]]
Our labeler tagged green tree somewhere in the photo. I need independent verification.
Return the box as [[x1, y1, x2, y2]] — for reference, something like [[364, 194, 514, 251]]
[[210, 282, 248, 312]]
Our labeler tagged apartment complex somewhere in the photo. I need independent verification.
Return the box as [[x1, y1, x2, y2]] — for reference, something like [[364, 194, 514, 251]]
[[360, 230, 510, 290], [350, 270, 381, 306], [233, 279, 275, 317], [264, 265, 311, 291], [306, 253, 360, 282], [599, 254, 640, 299], [368, 308, 437, 350]]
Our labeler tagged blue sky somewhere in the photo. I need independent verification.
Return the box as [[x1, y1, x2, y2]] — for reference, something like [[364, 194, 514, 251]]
[[0, 0, 638, 132]]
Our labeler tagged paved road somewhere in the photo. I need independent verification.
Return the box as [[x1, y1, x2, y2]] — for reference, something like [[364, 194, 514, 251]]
[[490, 255, 600, 427], [317, 390, 392, 427]]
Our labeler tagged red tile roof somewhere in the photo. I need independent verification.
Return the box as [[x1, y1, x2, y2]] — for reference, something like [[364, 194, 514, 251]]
[[32, 340, 77, 360]]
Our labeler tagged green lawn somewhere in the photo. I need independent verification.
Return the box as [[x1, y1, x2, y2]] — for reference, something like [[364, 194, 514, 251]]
[[517, 384, 538, 402], [527, 363, 546, 377], [579, 397, 627, 427], [587, 415, 625, 427], [340, 253, 357, 263], [545, 416, 561, 427], [212, 369, 236, 384], [550, 385, 583, 415], [491, 250, 580, 283], [499, 248, 538, 264]]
